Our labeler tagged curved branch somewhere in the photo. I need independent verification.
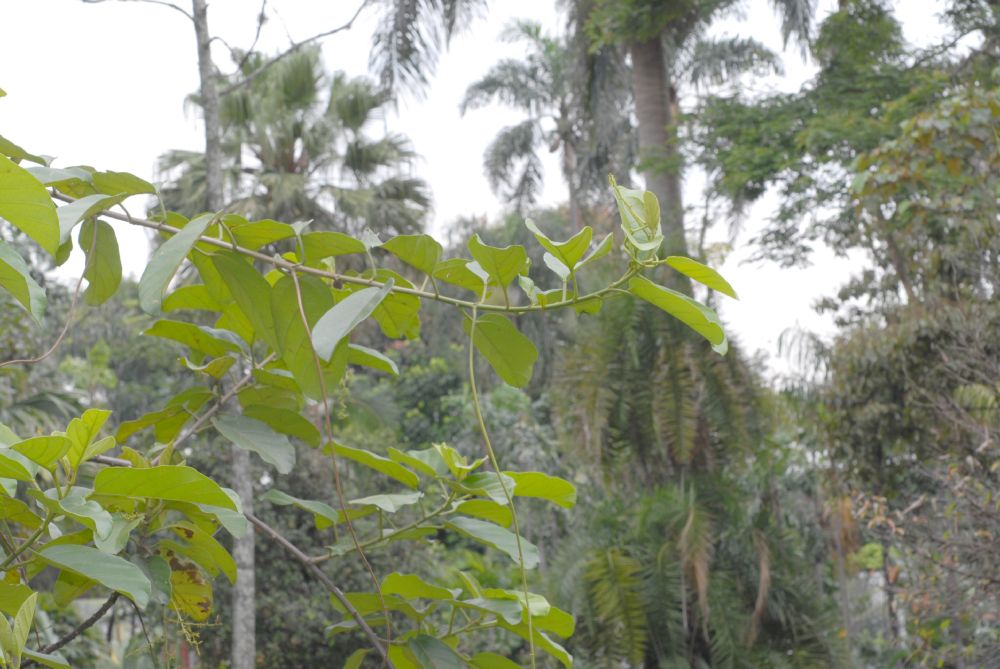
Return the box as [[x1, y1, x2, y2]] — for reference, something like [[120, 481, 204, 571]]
[[38, 593, 119, 655], [80, 0, 193, 22]]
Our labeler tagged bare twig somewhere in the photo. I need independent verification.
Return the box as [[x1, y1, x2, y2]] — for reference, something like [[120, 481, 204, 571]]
[[218, 0, 370, 97], [81, 0, 193, 21], [234, 0, 269, 72], [245, 511, 392, 666], [36, 593, 119, 655]]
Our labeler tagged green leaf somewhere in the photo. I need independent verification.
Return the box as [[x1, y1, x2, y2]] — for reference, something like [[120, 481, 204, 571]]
[[449, 472, 515, 505], [464, 313, 538, 388], [576, 232, 613, 272], [0, 239, 46, 322], [610, 176, 662, 260], [497, 620, 573, 668], [138, 213, 215, 313], [506, 471, 576, 509], [455, 499, 513, 527], [55, 193, 126, 244], [525, 219, 592, 269], [381, 234, 443, 275], [211, 252, 278, 350], [344, 270, 420, 339], [162, 285, 220, 312], [94, 466, 237, 510], [0, 449, 36, 482], [91, 171, 156, 196], [243, 405, 321, 447], [39, 545, 151, 607], [22, 649, 71, 669], [312, 279, 394, 361], [331, 442, 420, 489], [445, 517, 539, 568], [167, 521, 237, 584], [301, 231, 365, 263], [229, 218, 294, 250], [0, 153, 59, 255], [406, 635, 465, 669], [94, 515, 141, 555], [381, 573, 458, 600], [470, 652, 522, 669], [665, 256, 738, 299], [347, 344, 398, 376], [260, 488, 361, 530], [213, 414, 295, 474], [468, 234, 529, 288], [343, 649, 370, 669], [0, 585, 33, 617], [80, 219, 122, 305], [349, 491, 423, 513], [30, 488, 112, 538], [387, 447, 446, 478], [432, 258, 486, 294], [270, 274, 339, 400], [0, 134, 46, 165], [629, 275, 728, 354], [10, 436, 70, 468], [542, 252, 571, 281], [144, 319, 245, 358], [13, 592, 36, 656]]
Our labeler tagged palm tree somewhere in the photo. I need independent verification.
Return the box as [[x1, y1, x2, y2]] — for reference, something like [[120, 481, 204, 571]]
[[580, 0, 811, 258], [158, 47, 431, 237], [460, 20, 583, 226]]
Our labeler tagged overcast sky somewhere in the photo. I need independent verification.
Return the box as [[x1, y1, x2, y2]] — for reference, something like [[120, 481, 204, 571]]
[[0, 0, 949, 376]]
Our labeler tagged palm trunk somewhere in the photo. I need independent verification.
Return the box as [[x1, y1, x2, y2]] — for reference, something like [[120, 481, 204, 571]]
[[630, 35, 686, 258], [191, 3, 256, 668]]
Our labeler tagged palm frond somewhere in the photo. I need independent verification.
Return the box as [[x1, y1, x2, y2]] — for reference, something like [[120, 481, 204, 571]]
[[685, 36, 782, 88], [585, 548, 649, 665], [460, 60, 547, 114], [483, 119, 543, 210]]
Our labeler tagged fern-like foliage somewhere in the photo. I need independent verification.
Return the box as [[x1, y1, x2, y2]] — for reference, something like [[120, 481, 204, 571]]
[[585, 548, 649, 665]]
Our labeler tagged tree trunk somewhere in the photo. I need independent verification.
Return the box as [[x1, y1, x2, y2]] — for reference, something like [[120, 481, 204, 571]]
[[629, 35, 686, 258], [191, 3, 256, 669]]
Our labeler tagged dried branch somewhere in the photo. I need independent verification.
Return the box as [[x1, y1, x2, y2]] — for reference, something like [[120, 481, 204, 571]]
[[80, 0, 193, 21], [38, 593, 119, 655], [218, 0, 369, 97]]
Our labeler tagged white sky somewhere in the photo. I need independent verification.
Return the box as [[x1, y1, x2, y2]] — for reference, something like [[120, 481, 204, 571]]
[[0, 0, 950, 376]]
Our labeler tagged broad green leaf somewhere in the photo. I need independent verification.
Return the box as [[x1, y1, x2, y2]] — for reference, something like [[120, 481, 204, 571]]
[[0, 449, 35, 482], [270, 274, 340, 400], [506, 471, 576, 509], [0, 134, 46, 165], [629, 275, 728, 354], [213, 414, 295, 474], [406, 635, 465, 669], [301, 231, 365, 263], [432, 258, 486, 294], [167, 521, 236, 584], [0, 153, 59, 254], [162, 284, 221, 312], [312, 279, 394, 361], [525, 219, 592, 269], [10, 436, 70, 468], [455, 499, 513, 527], [464, 313, 538, 388], [344, 649, 370, 669], [445, 517, 539, 568], [665, 256, 738, 299], [0, 239, 46, 322], [331, 443, 419, 489], [387, 447, 446, 478], [0, 608, 14, 662], [381, 573, 458, 601], [138, 213, 214, 313], [542, 252, 571, 280], [13, 592, 36, 656], [196, 487, 247, 537], [468, 234, 529, 288], [381, 234, 443, 275], [434, 443, 486, 480], [497, 620, 573, 668], [91, 171, 156, 196], [94, 466, 237, 510], [347, 344, 398, 376], [260, 488, 359, 530], [211, 252, 279, 350], [243, 405, 321, 447], [349, 491, 423, 513], [576, 232, 613, 272], [79, 219, 122, 305], [229, 218, 294, 250], [610, 176, 662, 259], [471, 652, 522, 669], [39, 545, 151, 607], [30, 488, 113, 538], [449, 472, 516, 505], [55, 193, 125, 244], [26, 166, 92, 191], [23, 648, 71, 669], [0, 584, 33, 617], [144, 319, 244, 358], [343, 269, 420, 339], [93, 515, 141, 555], [0, 497, 39, 529]]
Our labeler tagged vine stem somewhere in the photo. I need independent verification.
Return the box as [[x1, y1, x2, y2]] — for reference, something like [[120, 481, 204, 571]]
[[467, 305, 536, 669], [288, 269, 393, 666], [49, 193, 639, 315]]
